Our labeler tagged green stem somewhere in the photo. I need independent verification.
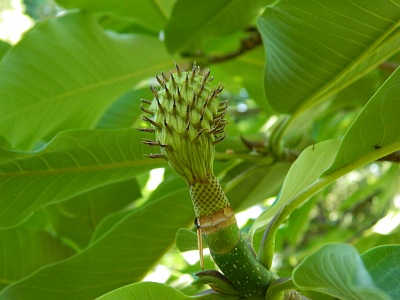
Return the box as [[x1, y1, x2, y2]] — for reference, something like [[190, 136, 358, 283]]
[[266, 278, 311, 300], [191, 175, 276, 298], [205, 228, 275, 298], [257, 205, 287, 270], [269, 115, 290, 158]]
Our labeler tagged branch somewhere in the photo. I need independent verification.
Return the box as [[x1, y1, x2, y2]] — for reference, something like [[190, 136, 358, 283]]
[[207, 28, 262, 64], [378, 61, 399, 73], [378, 150, 400, 162], [182, 27, 263, 65]]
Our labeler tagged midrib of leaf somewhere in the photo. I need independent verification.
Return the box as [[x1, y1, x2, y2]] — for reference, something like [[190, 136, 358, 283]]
[[291, 16, 400, 120], [153, 0, 169, 21], [2, 61, 171, 122], [251, 140, 400, 236], [0, 159, 166, 178], [287, 141, 400, 224]]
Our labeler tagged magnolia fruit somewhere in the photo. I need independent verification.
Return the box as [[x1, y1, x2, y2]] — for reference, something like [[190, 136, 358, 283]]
[[139, 63, 228, 185]]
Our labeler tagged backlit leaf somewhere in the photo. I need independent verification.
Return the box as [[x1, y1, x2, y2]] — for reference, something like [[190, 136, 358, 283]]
[[258, 0, 400, 113]]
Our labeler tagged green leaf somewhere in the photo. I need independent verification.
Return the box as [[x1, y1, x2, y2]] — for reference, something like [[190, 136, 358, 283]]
[[56, 0, 173, 31], [223, 162, 291, 211], [96, 87, 152, 129], [0, 40, 10, 60], [165, 0, 272, 53], [0, 227, 74, 291], [249, 139, 340, 237], [0, 129, 166, 228], [362, 245, 400, 299], [176, 228, 198, 252], [96, 282, 189, 300], [96, 281, 235, 299], [193, 270, 239, 296], [293, 243, 390, 300], [251, 66, 400, 236], [45, 178, 142, 249], [0, 187, 194, 300], [258, 0, 400, 113], [355, 229, 400, 255], [213, 47, 271, 111], [0, 12, 171, 149], [326, 66, 400, 174]]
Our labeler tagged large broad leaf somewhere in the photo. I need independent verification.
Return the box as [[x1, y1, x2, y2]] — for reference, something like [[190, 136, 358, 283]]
[[251, 66, 400, 236], [165, 0, 272, 53], [223, 162, 291, 211], [175, 228, 198, 252], [96, 87, 152, 129], [0, 186, 194, 300], [56, 0, 173, 31], [0, 227, 74, 291], [0, 40, 10, 59], [96, 282, 234, 300], [45, 178, 142, 249], [96, 282, 190, 300], [213, 46, 272, 112], [258, 0, 400, 113], [293, 244, 390, 300], [362, 245, 400, 299], [326, 66, 400, 174], [0, 129, 166, 228], [249, 139, 340, 237], [0, 12, 171, 149]]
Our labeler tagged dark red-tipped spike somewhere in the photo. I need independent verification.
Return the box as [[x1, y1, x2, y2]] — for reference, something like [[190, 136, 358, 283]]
[[163, 117, 172, 130], [185, 117, 191, 131], [150, 86, 161, 103], [212, 133, 226, 145], [185, 73, 189, 88], [190, 63, 197, 83], [209, 117, 225, 134], [194, 128, 208, 141], [162, 72, 168, 82], [144, 153, 167, 159], [175, 62, 182, 77], [202, 69, 211, 85], [170, 72, 176, 88], [141, 138, 160, 146], [186, 101, 190, 120], [212, 127, 225, 135], [164, 84, 171, 99], [150, 86, 163, 112], [197, 83, 205, 98], [172, 95, 177, 115], [198, 107, 205, 126], [203, 94, 214, 109], [158, 140, 172, 150], [136, 127, 155, 133], [219, 100, 228, 107], [176, 86, 181, 100], [214, 109, 227, 120], [217, 101, 228, 113], [140, 104, 154, 115], [142, 115, 161, 129], [156, 74, 164, 86], [141, 99, 152, 105]]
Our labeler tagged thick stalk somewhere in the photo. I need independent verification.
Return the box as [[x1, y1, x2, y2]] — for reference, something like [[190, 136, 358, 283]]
[[191, 175, 275, 298]]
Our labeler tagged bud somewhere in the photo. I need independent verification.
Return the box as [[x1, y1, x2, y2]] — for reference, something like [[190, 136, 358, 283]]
[[139, 63, 228, 185]]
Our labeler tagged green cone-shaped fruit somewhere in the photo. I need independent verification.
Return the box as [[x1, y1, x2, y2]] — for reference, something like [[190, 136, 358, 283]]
[[140, 63, 227, 185], [140, 63, 274, 298]]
